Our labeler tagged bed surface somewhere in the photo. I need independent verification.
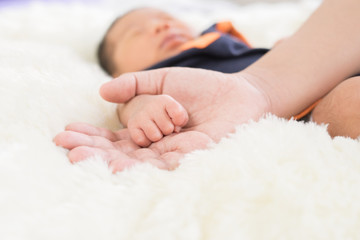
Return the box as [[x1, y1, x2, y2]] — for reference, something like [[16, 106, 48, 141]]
[[1, 0, 360, 239]]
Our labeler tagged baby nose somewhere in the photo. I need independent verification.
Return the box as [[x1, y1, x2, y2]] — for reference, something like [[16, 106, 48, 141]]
[[148, 19, 170, 34]]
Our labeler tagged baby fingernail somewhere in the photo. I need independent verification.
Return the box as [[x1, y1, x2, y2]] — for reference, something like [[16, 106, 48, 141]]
[[174, 126, 181, 133]]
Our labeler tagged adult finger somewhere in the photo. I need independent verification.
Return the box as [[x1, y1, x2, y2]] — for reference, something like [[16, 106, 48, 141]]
[[158, 152, 183, 170], [69, 146, 177, 172], [65, 122, 132, 141], [150, 131, 212, 154], [65, 122, 119, 141], [68, 145, 178, 172], [112, 139, 140, 154], [109, 156, 168, 172], [69, 146, 138, 172], [54, 131, 115, 150], [99, 68, 170, 103], [125, 148, 172, 170]]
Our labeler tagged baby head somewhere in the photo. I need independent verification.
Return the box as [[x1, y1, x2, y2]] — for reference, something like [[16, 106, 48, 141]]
[[98, 8, 195, 77]]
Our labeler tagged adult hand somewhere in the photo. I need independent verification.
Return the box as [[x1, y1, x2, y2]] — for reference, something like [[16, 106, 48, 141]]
[[54, 122, 211, 172], [101, 67, 270, 141], [55, 0, 360, 171], [54, 67, 270, 171]]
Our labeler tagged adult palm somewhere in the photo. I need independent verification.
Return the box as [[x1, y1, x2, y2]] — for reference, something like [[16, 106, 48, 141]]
[[54, 67, 269, 172]]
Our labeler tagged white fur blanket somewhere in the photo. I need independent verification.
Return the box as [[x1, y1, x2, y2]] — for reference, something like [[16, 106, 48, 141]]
[[2, 0, 360, 239]]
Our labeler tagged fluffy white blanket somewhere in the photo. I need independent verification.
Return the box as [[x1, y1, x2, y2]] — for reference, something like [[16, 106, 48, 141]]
[[1, 0, 360, 239]]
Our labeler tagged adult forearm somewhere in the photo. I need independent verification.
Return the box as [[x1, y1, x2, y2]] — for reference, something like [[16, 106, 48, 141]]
[[243, 0, 360, 118]]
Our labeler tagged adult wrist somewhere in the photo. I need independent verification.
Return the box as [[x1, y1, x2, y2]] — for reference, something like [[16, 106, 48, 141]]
[[234, 69, 279, 118]]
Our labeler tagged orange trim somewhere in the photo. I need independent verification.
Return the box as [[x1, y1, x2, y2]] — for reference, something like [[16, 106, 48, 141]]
[[292, 99, 321, 120], [180, 32, 221, 51], [215, 21, 252, 47], [180, 21, 252, 51]]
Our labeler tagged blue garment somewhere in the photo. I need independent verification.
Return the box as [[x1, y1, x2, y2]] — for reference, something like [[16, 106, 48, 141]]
[[147, 23, 268, 73]]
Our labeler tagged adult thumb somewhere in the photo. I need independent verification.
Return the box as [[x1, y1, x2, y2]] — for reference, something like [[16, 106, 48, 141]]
[[99, 68, 169, 103]]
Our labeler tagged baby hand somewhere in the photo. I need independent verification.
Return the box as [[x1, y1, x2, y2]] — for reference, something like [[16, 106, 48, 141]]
[[124, 95, 189, 147]]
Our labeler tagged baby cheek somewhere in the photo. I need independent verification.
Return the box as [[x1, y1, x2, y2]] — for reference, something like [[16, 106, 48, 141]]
[[130, 41, 160, 70]]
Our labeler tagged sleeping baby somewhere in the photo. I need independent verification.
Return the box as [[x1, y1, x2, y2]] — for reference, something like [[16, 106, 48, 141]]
[[98, 7, 271, 147], [97, 7, 360, 147]]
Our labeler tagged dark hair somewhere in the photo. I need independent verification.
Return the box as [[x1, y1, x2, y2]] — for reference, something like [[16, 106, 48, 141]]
[[97, 16, 122, 76], [97, 8, 145, 76]]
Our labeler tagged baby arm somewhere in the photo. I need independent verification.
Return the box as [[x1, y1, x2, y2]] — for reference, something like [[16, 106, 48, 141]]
[[118, 95, 189, 147]]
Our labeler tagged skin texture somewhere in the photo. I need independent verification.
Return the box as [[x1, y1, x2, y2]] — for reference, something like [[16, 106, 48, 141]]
[[54, 0, 360, 172], [244, 0, 360, 118], [110, 8, 287, 146], [118, 94, 189, 147], [106, 8, 195, 76], [54, 68, 268, 171], [105, 8, 195, 146], [54, 123, 212, 172], [311, 76, 360, 138]]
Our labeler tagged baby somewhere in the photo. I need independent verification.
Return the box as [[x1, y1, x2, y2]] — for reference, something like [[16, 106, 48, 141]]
[[98, 7, 279, 147], [100, 7, 360, 146], [98, 8, 195, 77]]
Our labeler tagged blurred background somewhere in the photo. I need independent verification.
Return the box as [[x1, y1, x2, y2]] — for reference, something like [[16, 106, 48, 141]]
[[0, 0, 306, 7]]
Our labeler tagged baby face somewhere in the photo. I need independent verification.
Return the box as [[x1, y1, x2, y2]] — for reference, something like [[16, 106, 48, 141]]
[[107, 8, 195, 76]]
